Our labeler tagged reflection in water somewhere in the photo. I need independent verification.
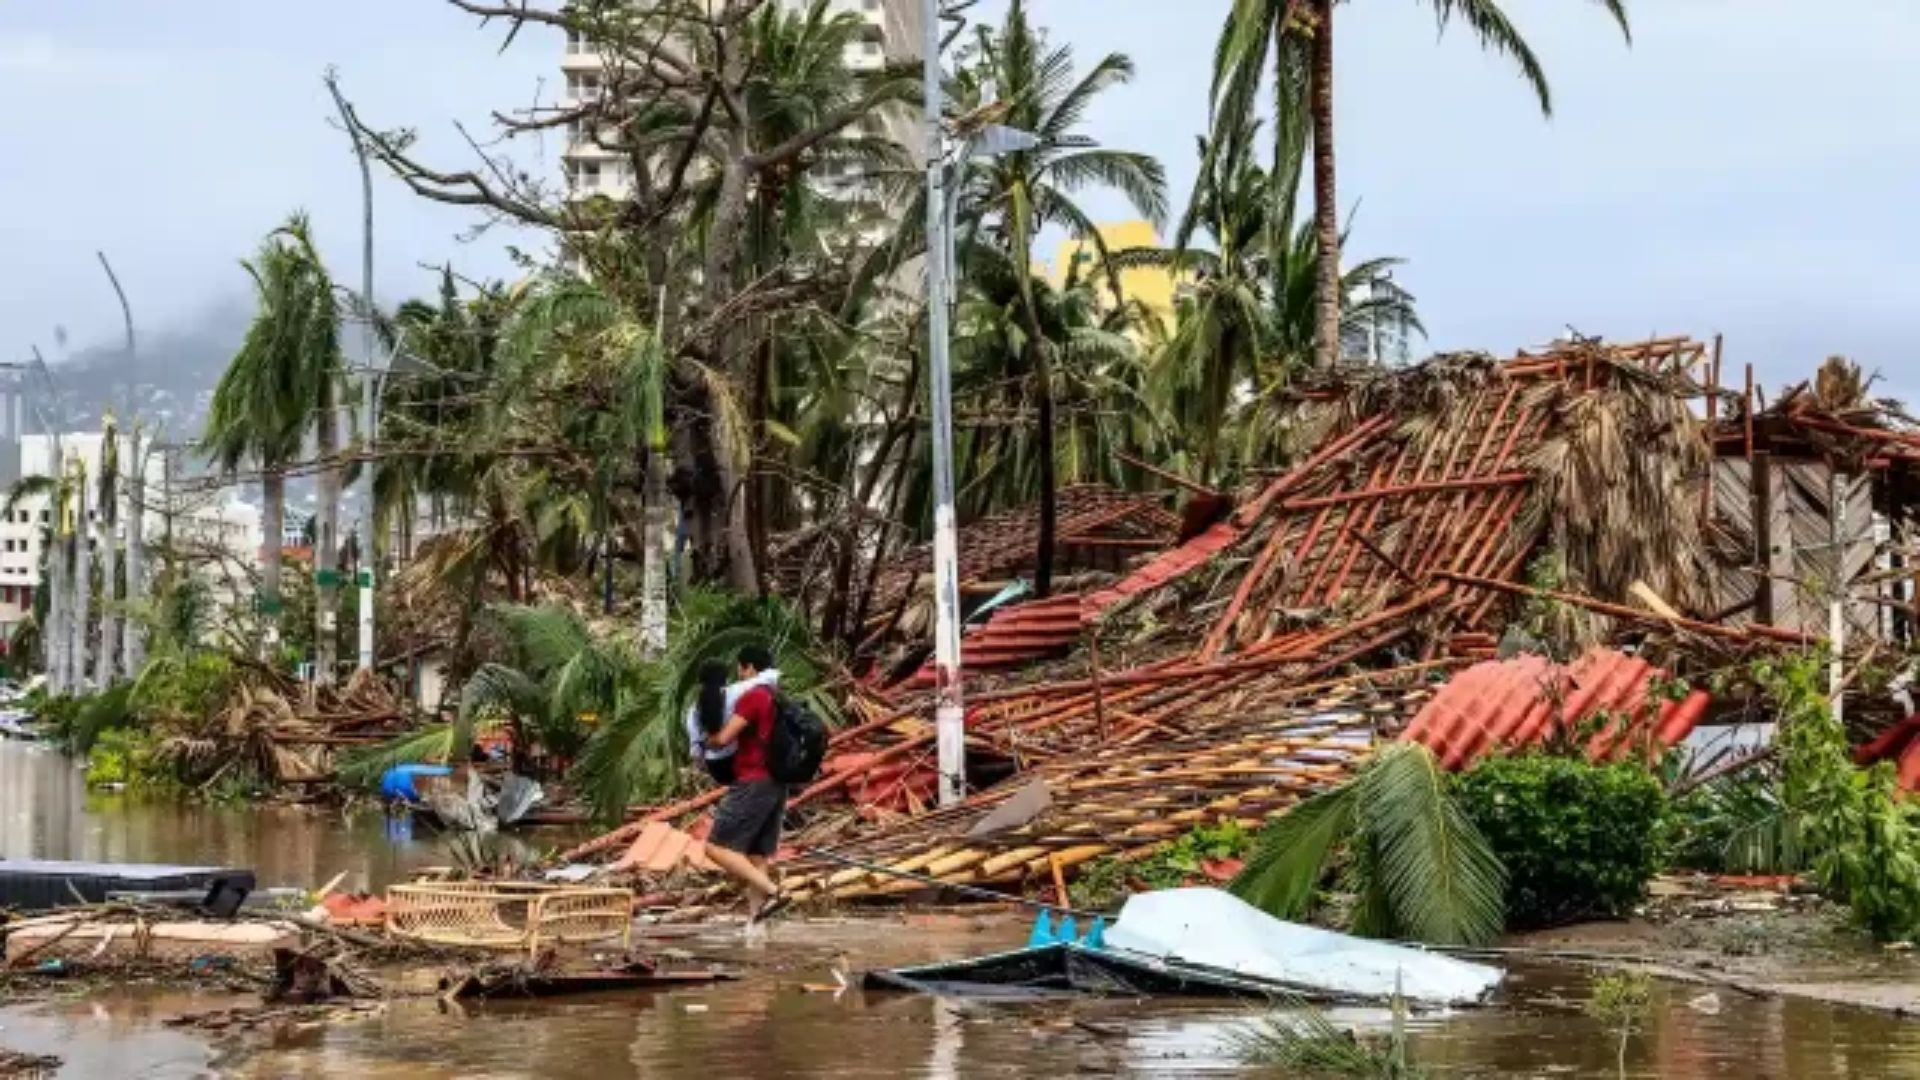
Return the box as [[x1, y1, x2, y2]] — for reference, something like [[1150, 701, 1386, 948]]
[[4, 740, 1919, 1079], [0, 741, 580, 892], [221, 921, 1920, 1080]]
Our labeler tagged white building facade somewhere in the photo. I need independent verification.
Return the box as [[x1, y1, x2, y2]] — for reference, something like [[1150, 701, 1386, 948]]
[[560, 0, 924, 200], [0, 433, 262, 653]]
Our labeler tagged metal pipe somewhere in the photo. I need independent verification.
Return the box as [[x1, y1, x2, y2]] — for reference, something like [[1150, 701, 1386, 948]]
[[922, 0, 965, 807]]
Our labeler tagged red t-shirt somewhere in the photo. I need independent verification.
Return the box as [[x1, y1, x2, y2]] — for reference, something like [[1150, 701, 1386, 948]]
[[730, 686, 777, 783]]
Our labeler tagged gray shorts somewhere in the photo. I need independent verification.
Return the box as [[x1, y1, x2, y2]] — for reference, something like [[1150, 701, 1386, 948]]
[[709, 779, 787, 857]]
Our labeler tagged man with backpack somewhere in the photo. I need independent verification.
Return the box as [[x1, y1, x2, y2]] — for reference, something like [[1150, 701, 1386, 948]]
[[701, 644, 795, 924]]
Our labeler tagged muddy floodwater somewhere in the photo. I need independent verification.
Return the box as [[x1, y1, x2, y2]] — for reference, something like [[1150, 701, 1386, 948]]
[[4, 741, 1920, 1077], [0, 740, 580, 892]]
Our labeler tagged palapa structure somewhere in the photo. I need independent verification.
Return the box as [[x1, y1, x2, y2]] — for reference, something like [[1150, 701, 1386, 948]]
[[569, 337, 1920, 903]]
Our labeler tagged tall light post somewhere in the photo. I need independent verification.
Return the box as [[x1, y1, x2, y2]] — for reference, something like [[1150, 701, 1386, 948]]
[[922, 0, 1038, 807], [922, 0, 966, 808], [356, 330, 406, 676]]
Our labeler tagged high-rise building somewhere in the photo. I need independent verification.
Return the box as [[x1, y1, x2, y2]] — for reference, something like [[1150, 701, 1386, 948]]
[[1340, 273, 1418, 367], [560, 0, 924, 201]]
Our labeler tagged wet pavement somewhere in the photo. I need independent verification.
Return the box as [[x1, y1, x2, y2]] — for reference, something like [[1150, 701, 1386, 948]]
[[4, 742, 1920, 1077]]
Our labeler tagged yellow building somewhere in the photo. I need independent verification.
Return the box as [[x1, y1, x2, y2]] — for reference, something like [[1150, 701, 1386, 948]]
[[1048, 220, 1178, 337]]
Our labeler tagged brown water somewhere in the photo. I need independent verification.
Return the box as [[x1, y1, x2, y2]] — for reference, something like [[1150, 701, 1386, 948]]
[[0, 740, 581, 893], [3, 741, 1919, 1077]]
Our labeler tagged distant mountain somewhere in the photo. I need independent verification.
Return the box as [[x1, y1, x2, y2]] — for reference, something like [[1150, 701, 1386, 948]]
[[35, 304, 247, 446]]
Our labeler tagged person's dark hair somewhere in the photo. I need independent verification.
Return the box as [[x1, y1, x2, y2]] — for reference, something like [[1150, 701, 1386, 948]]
[[737, 644, 775, 674], [695, 659, 729, 735]]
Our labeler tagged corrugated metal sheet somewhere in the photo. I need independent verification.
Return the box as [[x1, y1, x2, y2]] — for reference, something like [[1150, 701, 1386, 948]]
[[1402, 648, 1711, 770]]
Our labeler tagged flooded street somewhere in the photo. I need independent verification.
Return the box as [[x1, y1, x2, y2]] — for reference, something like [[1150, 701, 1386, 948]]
[[3, 739, 1919, 1077], [0, 741, 579, 894]]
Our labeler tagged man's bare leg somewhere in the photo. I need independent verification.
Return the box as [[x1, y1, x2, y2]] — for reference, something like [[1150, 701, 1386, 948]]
[[707, 845, 778, 914]]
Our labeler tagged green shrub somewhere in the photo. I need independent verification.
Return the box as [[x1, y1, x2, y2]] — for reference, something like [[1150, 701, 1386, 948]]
[[1760, 654, 1920, 942], [1453, 753, 1667, 929], [85, 727, 160, 789]]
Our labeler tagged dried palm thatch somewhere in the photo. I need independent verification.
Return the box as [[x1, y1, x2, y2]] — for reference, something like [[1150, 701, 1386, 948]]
[[1520, 356, 1710, 645]]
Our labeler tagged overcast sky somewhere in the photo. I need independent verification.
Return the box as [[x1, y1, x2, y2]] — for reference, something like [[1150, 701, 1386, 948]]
[[3, 1, 1915, 397]]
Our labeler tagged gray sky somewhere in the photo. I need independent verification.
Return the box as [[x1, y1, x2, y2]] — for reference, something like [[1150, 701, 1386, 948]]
[[3, 0, 1915, 398]]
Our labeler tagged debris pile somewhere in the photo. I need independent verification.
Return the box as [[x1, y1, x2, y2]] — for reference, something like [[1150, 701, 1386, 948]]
[[572, 338, 1920, 905]]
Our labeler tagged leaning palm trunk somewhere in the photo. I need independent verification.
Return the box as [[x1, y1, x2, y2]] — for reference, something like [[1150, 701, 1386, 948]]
[[45, 534, 66, 693], [94, 533, 116, 687], [95, 452, 119, 689], [314, 374, 341, 686], [70, 488, 91, 693], [1309, 0, 1340, 369], [261, 468, 286, 660], [122, 430, 146, 677]]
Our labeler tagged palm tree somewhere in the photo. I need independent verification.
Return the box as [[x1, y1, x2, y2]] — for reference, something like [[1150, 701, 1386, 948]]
[[951, 0, 1167, 595], [203, 213, 343, 662], [950, 244, 1167, 512], [1207, 0, 1630, 369], [1124, 115, 1422, 481], [93, 414, 121, 688], [346, 588, 841, 821]]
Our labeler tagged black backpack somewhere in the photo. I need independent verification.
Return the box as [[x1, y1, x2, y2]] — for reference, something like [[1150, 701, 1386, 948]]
[[767, 693, 829, 784]]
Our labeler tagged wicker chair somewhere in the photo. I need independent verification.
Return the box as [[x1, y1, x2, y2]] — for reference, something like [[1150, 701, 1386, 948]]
[[386, 882, 633, 956]]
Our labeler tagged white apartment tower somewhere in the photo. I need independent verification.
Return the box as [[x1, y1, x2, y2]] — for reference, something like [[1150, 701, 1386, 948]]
[[560, 0, 924, 201]]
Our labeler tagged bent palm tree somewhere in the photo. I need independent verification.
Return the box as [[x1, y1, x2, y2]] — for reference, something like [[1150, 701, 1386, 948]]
[[1207, 0, 1629, 368], [204, 213, 343, 662]]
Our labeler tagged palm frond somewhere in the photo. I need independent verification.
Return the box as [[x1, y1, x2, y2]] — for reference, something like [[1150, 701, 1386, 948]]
[[1357, 743, 1508, 946], [1231, 783, 1360, 918]]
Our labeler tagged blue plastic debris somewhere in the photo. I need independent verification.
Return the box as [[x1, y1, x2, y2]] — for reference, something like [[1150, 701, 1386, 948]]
[[1026, 909, 1056, 948], [1082, 917, 1107, 950]]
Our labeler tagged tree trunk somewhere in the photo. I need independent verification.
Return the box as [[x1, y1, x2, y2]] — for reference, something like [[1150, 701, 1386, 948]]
[[71, 490, 91, 693], [640, 447, 670, 656], [122, 430, 145, 678], [1033, 340, 1058, 599], [94, 490, 116, 690], [45, 536, 65, 694], [261, 469, 286, 660], [315, 374, 341, 686], [1310, 0, 1340, 369]]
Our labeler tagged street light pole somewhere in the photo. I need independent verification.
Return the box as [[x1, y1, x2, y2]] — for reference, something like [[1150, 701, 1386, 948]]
[[357, 331, 403, 677], [923, 0, 966, 808]]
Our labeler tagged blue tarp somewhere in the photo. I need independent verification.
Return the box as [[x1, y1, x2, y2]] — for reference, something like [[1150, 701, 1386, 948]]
[[380, 764, 452, 801]]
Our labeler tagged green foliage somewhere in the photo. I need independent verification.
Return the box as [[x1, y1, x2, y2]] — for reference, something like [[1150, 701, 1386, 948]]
[[130, 651, 237, 729], [1234, 744, 1507, 946], [84, 726, 161, 790], [1067, 856, 1132, 912], [1452, 753, 1667, 929], [1226, 992, 1422, 1079], [1083, 820, 1256, 902], [1759, 653, 1920, 942], [1669, 770, 1808, 876], [337, 725, 458, 790]]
